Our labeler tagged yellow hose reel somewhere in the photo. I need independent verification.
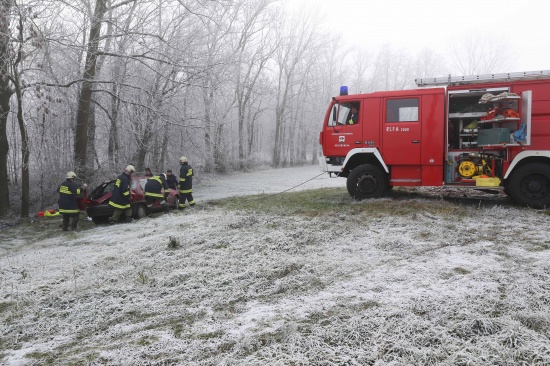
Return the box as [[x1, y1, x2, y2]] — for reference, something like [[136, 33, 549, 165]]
[[458, 158, 492, 178], [458, 160, 478, 178]]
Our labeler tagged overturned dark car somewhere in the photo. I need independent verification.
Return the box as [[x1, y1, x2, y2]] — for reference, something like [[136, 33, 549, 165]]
[[85, 176, 179, 224]]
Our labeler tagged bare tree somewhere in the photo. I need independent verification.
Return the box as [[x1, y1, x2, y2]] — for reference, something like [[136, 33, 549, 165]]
[[413, 48, 446, 81], [233, 0, 277, 169], [448, 31, 516, 75], [10, 6, 31, 217], [73, 0, 107, 180], [194, 1, 240, 172], [368, 45, 413, 92], [272, 10, 321, 167], [0, 0, 13, 216], [0, 1, 46, 217], [349, 48, 372, 94]]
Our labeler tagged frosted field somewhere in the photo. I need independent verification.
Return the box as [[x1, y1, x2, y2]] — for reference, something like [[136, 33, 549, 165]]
[[1, 165, 549, 365]]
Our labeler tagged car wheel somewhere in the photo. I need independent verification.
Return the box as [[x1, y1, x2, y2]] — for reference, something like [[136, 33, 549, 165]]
[[91, 216, 109, 225], [346, 164, 388, 200], [507, 163, 550, 207], [173, 195, 180, 209], [136, 204, 147, 219]]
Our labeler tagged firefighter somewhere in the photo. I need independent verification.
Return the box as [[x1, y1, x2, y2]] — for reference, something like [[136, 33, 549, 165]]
[[348, 106, 358, 125], [166, 169, 178, 189], [178, 156, 195, 209], [145, 173, 169, 213], [108, 164, 135, 224], [57, 171, 87, 231]]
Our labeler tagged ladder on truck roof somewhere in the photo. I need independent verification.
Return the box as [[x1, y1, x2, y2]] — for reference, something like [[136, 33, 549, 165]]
[[415, 70, 550, 87]]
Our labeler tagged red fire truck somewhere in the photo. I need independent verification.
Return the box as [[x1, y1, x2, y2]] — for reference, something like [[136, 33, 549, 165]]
[[318, 70, 550, 207]]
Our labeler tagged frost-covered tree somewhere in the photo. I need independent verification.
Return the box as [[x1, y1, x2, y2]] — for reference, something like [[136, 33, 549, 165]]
[[271, 8, 322, 167], [448, 31, 516, 75], [0, 0, 14, 216]]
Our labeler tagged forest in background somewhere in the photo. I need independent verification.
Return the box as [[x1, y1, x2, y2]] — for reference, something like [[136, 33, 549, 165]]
[[0, 0, 513, 217]]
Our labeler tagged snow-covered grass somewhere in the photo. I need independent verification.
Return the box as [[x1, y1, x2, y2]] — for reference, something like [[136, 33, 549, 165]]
[[1, 165, 550, 365]]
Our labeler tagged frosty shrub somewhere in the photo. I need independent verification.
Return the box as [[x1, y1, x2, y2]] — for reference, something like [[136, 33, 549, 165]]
[[167, 236, 180, 249]]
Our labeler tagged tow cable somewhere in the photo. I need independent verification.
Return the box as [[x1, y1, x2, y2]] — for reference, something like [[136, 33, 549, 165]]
[[252, 172, 330, 201]]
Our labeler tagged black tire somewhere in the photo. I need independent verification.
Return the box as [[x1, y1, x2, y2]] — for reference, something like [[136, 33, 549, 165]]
[[136, 204, 147, 219], [91, 216, 109, 225], [346, 164, 388, 200], [507, 163, 550, 207]]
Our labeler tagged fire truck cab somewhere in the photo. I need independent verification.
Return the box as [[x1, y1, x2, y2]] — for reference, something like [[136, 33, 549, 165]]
[[318, 70, 550, 207]]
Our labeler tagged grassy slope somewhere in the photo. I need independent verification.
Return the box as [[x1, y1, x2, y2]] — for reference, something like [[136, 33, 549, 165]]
[[1, 187, 550, 365]]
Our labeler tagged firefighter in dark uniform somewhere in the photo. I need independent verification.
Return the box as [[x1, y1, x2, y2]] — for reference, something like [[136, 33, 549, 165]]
[[145, 173, 169, 213], [178, 156, 195, 209], [108, 164, 135, 224], [58, 171, 87, 231], [349, 105, 358, 124]]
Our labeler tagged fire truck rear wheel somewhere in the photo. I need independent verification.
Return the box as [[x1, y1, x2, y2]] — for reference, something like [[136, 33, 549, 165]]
[[346, 164, 388, 200], [508, 163, 550, 207]]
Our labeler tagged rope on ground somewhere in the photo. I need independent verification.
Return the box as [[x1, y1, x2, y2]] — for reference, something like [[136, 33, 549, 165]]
[[251, 172, 329, 201]]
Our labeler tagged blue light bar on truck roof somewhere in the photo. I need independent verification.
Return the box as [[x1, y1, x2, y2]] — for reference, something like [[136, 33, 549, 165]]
[[340, 86, 348, 96]]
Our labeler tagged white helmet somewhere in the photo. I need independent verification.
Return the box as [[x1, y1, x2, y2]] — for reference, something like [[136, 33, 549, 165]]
[[125, 165, 135, 173], [179, 156, 188, 163], [66, 171, 77, 179], [160, 173, 166, 180]]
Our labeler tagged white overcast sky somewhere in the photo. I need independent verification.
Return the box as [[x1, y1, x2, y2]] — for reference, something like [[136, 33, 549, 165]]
[[286, 0, 549, 75]]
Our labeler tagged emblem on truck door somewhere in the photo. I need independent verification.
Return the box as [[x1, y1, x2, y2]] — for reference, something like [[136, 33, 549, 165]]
[[339, 136, 345, 143]]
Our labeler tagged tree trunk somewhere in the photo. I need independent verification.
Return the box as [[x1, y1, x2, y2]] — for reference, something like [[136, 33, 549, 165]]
[[0, 0, 13, 217], [202, 86, 214, 172], [108, 83, 120, 168], [133, 109, 155, 172], [159, 126, 169, 173], [74, 0, 107, 180], [106, 0, 137, 171], [13, 80, 29, 217], [87, 102, 97, 174], [0, 91, 11, 217], [214, 122, 225, 173], [272, 68, 293, 168], [237, 97, 245, 168]]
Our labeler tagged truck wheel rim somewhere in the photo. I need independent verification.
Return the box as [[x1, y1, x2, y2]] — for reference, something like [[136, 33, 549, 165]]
[[522, 173, 549, 199], [358, 174, 377, 194]]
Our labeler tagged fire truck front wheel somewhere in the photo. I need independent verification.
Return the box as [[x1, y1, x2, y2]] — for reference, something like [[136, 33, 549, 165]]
[[508, 162, 550, 207], [346, 164, 388, 200]]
